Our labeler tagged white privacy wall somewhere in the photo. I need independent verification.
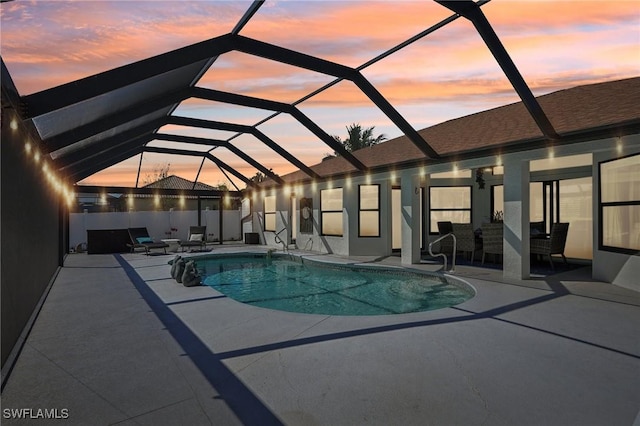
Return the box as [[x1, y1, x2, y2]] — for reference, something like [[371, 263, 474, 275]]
[[69, 209, 242, 249]]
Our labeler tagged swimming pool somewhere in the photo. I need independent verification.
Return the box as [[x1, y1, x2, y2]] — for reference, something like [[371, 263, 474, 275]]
[[198, 253, 474, 316]]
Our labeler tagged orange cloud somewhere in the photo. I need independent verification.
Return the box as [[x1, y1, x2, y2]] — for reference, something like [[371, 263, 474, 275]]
[[5, 0, 639, 187]]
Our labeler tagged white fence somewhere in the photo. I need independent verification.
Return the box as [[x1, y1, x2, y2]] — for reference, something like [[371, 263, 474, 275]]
[[69, 209, 242, 249]]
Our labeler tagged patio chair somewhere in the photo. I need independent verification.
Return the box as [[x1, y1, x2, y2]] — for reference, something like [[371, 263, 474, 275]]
[[452, 222, 481, 264], [127, 227, 169, 255], [437, 221, 454, 257], [178, 226, 207, 252], [530, 222, 570, 269], [530, 221, 546, 237], [481, 223, 503, 265]]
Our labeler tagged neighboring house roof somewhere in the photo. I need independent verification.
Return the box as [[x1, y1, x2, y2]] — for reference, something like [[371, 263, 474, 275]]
[[275, 77, 640, 184], [142, 175, 217, 191]]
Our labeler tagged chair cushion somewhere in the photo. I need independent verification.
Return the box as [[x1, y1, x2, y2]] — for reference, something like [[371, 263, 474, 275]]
[[136, 236, 154, 244], [189, 233, 203, 242]]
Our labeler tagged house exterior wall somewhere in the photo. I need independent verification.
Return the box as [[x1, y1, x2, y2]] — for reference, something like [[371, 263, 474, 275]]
[[592, 139, 640, 292], [248, 135, 639, 289], [1, 110, 62, 369]]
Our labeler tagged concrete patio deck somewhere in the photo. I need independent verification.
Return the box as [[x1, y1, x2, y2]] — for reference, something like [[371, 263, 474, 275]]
[[2, 247, 639, 425]]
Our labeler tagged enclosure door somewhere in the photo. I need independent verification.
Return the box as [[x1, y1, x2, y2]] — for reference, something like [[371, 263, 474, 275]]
[[290, 195, 297, 245]]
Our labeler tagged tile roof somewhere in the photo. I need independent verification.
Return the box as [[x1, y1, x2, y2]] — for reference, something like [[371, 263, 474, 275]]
[[277, 77, 639, 184], [142, 175, 217, 191]]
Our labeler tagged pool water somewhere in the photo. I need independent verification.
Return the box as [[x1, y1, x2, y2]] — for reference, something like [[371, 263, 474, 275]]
[[199, 254, 474, 316]]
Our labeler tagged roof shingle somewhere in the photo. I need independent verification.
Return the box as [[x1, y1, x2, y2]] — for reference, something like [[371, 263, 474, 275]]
[[142, 175, 217, 191], [276, 77, 639, 184]]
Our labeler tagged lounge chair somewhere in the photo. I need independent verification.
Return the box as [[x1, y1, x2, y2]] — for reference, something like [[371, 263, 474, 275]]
[[530, 222, 570, 269], [178, 226, 207, 252], [127, 227, 169, 255]]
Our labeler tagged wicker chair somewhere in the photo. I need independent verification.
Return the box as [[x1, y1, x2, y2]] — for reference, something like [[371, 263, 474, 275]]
[[437, 221, 454, 257], [481, 223, 503, 265], [530, 222, 570, 269], [451, 223, 481, 264], [530, 221, 546, 236]]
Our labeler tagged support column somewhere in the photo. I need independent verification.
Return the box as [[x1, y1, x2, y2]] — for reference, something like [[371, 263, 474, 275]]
[[197, 196, 202, 226], [218, 197, 223, 245], [503, 157, 530, 279], [401, 171, 421, 265]]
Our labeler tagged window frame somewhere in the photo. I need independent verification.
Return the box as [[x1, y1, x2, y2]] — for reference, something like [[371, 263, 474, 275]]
[[358, 184, 380, 238], [598, 153, 640, 255], [428, 185, 472, 234], [263, 195, 276, 232], [320, 187, 344, 237]]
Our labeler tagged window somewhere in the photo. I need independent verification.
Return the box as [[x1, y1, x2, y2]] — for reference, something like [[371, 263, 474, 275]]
[[491, 182, 544, 223], [429, 186, 471, 233], [359, 185, 379, 237], [320, 188, 343, 236], [264, 195, 276, 232], [599, 154, 640, 253]]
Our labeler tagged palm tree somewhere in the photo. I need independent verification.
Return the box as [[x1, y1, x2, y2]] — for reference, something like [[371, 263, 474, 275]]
[[245, 169, 278, 189], [332, 123, 387, 154]]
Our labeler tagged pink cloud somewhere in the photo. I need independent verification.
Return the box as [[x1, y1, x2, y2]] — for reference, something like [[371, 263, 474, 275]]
[[5, 0, 639, 186]]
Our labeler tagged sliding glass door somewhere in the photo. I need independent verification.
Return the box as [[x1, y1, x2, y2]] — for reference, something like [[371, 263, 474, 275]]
[[491, 177, 592, 259]]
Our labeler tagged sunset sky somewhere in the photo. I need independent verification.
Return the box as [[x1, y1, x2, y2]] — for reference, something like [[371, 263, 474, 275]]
[[1, 0, 638, 188]]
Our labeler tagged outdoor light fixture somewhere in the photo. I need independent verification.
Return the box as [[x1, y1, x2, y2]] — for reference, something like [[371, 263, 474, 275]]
[[24, 141, 31, 153], [10, 118, 18, 130], [616, 137, 623, 153], [33, 150, 40, 163], [492, 165, 504, 175]]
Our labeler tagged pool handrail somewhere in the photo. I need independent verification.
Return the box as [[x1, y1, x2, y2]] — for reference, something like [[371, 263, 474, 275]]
[[274, 228, 287, 252], [428, 233, 456, 273]]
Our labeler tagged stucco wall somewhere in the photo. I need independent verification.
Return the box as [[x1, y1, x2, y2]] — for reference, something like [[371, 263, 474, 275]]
[[1, 111, 62, 368], [247, 137, 639, 288], [592, 142, 640, 292]]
